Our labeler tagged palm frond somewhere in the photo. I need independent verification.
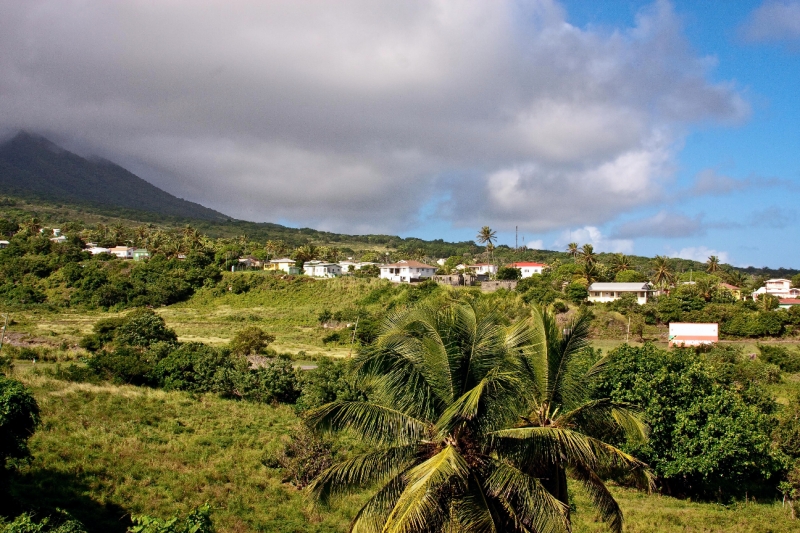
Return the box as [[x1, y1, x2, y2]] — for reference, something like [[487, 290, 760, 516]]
[[485, 461, 570, 533], [306, 401, 428, 446], [351, 470, 410, 533], [490, 427, 597, 469], [382, 445, 470, 533], [568, 464, 623, 533], [307, 445, 418, 504]]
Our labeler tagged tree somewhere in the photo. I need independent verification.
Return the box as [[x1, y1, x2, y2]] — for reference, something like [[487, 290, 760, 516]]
[[610, 253, 632, 273], [615, 269, 646, 283], [706, 255, 720, 273], [566, 242, 579, 260], [307, 301, 651, 533], [651, 256, 675, 289], [0, 375, 40, 472], [229, 326, 276, 356], [579, 243, 597, 268], [476, 226, 497, 260], [496, 266, 521, 280]]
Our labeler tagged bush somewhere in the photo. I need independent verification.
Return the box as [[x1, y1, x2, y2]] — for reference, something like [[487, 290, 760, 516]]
[[86, 346, 159, 386], [268, 425, 333, 489], [233, 359, 300, 404], [758, 344, 800, 373], [128, 504, 214, 533], [615, 269, 646, 282], [2, 510, 87, 532], [154, 344, 237, 395], [496, 266, 521, 281], [551, 300, 568, 314], [0, 376, 40, 471], [229, 326, 275, 356], [115, 309, 178, 348], [296, 358, 365, 411], [564, 282, 588, 304]]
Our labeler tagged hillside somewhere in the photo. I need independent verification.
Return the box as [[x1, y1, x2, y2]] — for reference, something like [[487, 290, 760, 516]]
[[0, 132, 228, 221]]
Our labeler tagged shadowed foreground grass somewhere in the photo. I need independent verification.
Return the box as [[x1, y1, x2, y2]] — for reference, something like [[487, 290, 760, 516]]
[[8, 372, 798, 533]]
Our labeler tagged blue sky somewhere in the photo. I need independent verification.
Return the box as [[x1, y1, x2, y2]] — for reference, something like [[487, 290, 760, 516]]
[[404, 1, 800, 268], [1, 1, 798, 268]]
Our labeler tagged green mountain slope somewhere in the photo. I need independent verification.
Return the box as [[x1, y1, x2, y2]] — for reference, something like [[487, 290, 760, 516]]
[[0, 132, 227, 221]]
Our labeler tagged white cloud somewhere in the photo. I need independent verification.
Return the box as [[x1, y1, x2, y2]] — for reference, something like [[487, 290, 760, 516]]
[[526, 239, 544, 250], [741, 1, 800, 46], [0, 0, 747, 233], [555, 226, 634, 254], [613, 210, 705, 239], [669, 246, 729, 264]]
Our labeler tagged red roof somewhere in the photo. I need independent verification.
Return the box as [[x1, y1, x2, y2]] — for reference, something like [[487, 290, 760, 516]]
[[779, 299, 800, 305], [506, 262, 546, 267], [720, 283, 740, 290]]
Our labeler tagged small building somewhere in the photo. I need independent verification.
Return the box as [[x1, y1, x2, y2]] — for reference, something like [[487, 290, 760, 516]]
[[587, 282, 653, 305], [132, 249, 151, 261], [779, 298, 800, 310], [0, 240, 9, 249], [507, 262, 546, 279], [380, 260, 437, 283], [464, 263, 498, 276], [303, 260, 342, 278], [719, 283, 742, 300], [669, 323, 718, 347], [50, 235, 68, 244], [109, 246, 134, 259], [238, 256, 264, 269], [266, 258, 301, 275], [752, 279, 800, 300], [87, 246, 111, 255], [339, 261, 377, 273]]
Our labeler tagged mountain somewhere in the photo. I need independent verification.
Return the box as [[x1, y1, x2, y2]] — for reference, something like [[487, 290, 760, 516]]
[[0, 132, 228, 221]]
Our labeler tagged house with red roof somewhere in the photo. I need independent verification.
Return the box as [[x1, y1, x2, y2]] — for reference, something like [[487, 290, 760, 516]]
[[506, 261, 546, 279]]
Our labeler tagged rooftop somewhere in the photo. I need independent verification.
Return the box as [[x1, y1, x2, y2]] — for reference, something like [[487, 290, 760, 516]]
[[588, 282, 652, 291], [382, 260, 436, 269]]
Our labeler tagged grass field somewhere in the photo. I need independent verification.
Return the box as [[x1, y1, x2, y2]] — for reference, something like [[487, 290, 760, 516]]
[[5, 366, 798, 533]]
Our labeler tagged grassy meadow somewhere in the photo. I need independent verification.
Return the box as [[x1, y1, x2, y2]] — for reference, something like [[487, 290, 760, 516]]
[[4, 275, 800, 532]]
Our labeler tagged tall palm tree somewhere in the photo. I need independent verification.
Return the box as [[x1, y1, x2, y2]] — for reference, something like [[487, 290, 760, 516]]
[[651, 256, 675, 289], [706, 255, 720, 273], [307, 302, 651, 533], [610, 253, 632, 274], [566, 242, 579, 260], [695, 277, 718, 302], [476, 226, 497, 262], [580, 244, 597, 268]]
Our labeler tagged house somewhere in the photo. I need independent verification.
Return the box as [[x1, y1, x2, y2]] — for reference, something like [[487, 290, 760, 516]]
[[303, 260, 342, 278], [0, 240, 9, 249], [719, 283, 742, 300], [339, 261, 377, 273], [464, 263, 498, 276], [238, 256, 263, 269], [380, 260, 437, 283], [87, 246, 110, 255], [265, 258, 300, 275], [132, 249, 151, 261], [752, 279, 800, 300], [587, 282, 653, 304], [50, 235, 68, 244], [109, 246, 134, 259], [669, 323, 718, 347], [779, 299, 800, 310], [507, 262, 546, 279]]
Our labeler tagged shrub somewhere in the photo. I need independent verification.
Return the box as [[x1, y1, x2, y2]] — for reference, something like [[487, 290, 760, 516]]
[[229, 326, 275, 356], [551, 300, 568, 314], [86, 346, 157, 386], [115, 309, 178, 348], [496, 266, 521, 280], [233, 359, 300, 404], [758, 344, 800, 373], [565, 282, 588, 304], [268, 425, 333, 489], [296, 358, 365, 411], [128, 504, 214, 533], [615, 269, 646, 282], [0, 376, 40, 471], [154, 343, 237, 395], [2, 510, 88, 532]]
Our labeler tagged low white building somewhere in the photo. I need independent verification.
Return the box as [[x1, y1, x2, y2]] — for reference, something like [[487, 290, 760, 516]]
[[303, 260, 342, 278], [87, 246, 110, 255], [752, 279, 800, 300], [109, 246, 134, 259], [507, 262, 546, 279], [668, 323, 718, 347], [339, 261, 377, 273], [0, 240, 9, 249], [464, 263, 498, 276], [588, 282, 653, 305], [266, 258, 300, 274], [380, 260, 437, 283]]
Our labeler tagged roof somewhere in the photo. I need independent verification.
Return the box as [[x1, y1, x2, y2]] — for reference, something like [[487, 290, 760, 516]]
[[382, 260, 436, 269], [779, 299, 800, 305], [588, 282, 652, 291], [270, 257, 295, 263], [719, 283, 740, 290], [467, 263, 494, 267], [767, 278, 792, 283], [507, 262, 546, 267]]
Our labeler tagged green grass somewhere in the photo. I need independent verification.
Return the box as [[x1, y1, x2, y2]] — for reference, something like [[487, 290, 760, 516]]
[[4, 367, 798, 533]]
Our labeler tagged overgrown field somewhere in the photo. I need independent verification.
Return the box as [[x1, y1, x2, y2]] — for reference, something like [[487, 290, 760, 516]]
[[7, 368, 799, 533]]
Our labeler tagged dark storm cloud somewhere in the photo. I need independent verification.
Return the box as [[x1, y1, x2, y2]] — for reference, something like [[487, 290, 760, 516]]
[[0, 0, 747, 233]]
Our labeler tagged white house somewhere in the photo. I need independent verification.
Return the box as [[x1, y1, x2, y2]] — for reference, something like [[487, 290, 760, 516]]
[[339, 261, 377, 273], [266, 258, 300, 274], [87, 246, 110, 255], [464, 263, 498, 276], [752, 279, 800, 300], [507, 262, 546, 279], [50, 235, 68, 244], [588, 282, 653, 305], [0, 240, 9, 249], [303, 260, 342, 278], [380, 260, 437, 283], [109, 246, 134, 259]]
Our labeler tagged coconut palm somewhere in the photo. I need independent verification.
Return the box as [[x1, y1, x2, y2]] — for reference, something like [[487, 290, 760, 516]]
[[706, 255, 720, 273], [580, 244, 597, 268], [695, 277, 718, 302], [651, 256, 675, 289], [566, 242, 579, 260], [610, 253, 632, 274], [307, 301, 651, 533]]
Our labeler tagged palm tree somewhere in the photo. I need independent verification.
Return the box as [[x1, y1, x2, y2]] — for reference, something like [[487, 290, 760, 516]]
[[307, 301, 651, 533], [695, 277, 718, 302], [610, 253, 632, 274], [476, 226, 497, 261], [706, 255, 720, 273], [651, 256, 675, 289], [566, 242, 579, 260], [580, 244, 597, 268]]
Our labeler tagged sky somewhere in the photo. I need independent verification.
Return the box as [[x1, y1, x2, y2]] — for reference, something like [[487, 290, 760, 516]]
[[1, 1, 798, 268]]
